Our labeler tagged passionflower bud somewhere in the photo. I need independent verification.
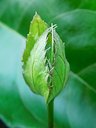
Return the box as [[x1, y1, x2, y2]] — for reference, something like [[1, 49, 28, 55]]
[[22, 13, 70, 103]]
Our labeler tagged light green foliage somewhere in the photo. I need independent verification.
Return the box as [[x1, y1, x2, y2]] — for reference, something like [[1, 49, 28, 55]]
[[22, 14, 69, 103]]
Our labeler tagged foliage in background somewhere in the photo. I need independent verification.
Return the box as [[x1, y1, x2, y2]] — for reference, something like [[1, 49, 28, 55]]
[[0, 0, 96, 128]]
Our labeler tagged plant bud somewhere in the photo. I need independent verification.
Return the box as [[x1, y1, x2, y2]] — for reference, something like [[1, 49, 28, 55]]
[[22, 13, 70, 103]]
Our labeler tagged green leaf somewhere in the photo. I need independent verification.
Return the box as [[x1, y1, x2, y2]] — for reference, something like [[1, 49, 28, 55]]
[[47, 30, 70, 102], [52, 9, 96, 73], [59, 72, 96, 128], [0, 23, 46, 128], [1, 0, 96, 36], [23, 27, 50, 101], [22, 13, 48, 64]]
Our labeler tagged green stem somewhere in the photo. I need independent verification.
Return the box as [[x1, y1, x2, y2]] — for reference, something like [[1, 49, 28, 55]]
[[48, 99, 54, 128]]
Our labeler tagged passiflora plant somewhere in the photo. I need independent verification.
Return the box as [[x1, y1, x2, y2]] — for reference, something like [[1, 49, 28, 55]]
[[22, 13, 70, 128]]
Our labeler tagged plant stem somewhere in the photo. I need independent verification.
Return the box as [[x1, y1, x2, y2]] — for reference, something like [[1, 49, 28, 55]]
[[48, 99, 54, 128]]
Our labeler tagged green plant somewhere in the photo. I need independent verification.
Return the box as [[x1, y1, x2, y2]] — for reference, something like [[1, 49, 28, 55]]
[[0, 0, 96, 128], [22, 13, 69, 128]]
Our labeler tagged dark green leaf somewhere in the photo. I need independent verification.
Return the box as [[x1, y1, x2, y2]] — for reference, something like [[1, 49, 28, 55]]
[[1, 0, 96, 36], [0, 23, 46, 128]]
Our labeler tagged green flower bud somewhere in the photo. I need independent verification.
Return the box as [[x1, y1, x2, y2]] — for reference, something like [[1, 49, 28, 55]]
[[22, 13, 70, 103]]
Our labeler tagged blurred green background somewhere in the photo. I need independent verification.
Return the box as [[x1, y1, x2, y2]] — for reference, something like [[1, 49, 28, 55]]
[[0, 0, 96, 128]]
